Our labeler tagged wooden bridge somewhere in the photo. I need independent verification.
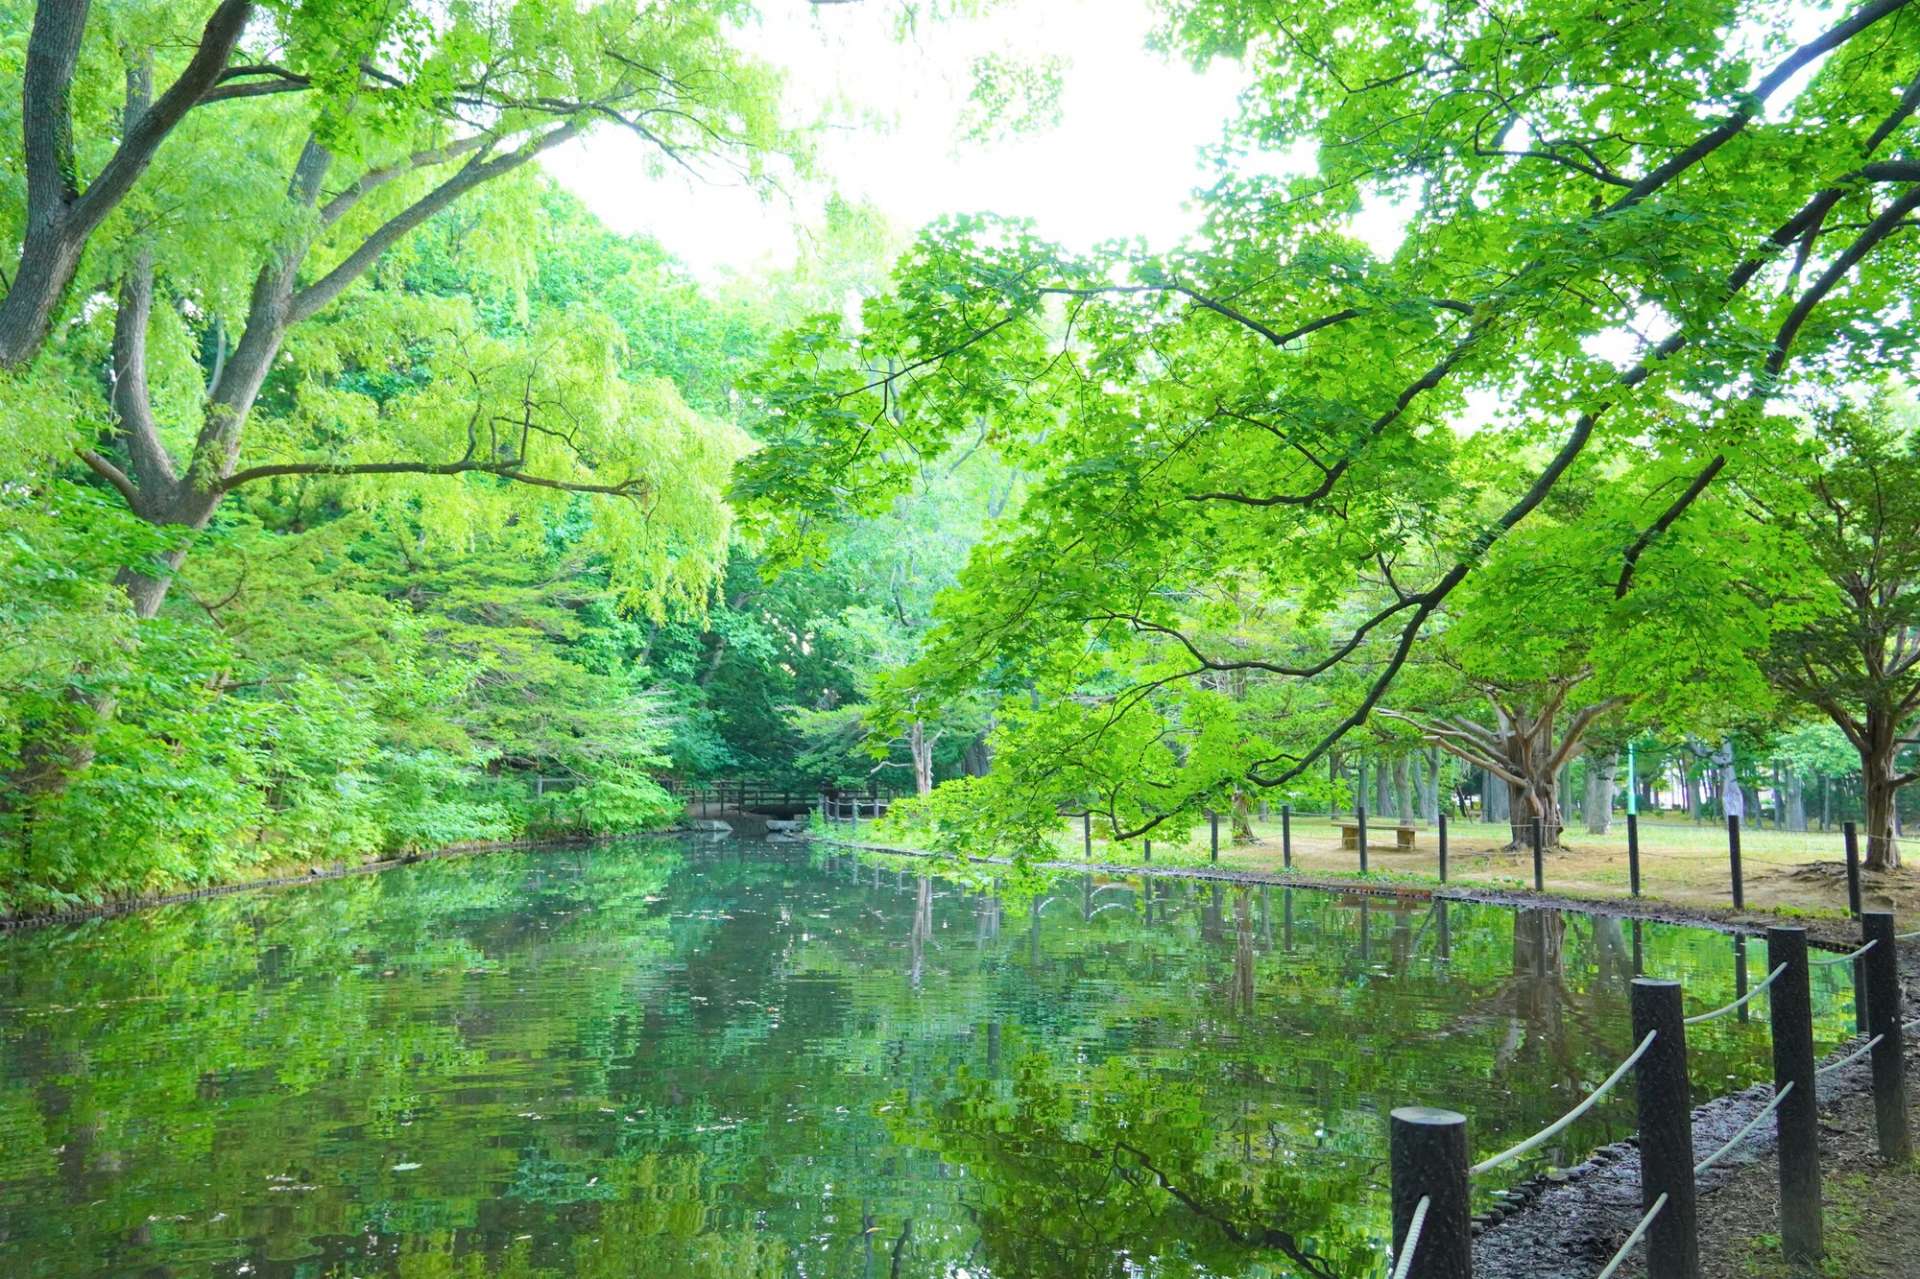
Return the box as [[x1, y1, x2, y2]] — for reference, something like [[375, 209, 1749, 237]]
[[664, 779, 904, 822]]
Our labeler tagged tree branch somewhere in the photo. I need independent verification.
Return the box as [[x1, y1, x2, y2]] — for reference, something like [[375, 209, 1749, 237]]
[[289, 119, 585, 324], [215, 457, 650, 498], [76, 449, 141, 508], [1615, 457, 1726, 597], [71, 1, 255, 231]]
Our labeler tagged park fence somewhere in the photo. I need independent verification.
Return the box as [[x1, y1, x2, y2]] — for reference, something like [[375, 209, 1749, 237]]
[[1387, 910, 1915, 1279], [1078, 806, 1879, 922]]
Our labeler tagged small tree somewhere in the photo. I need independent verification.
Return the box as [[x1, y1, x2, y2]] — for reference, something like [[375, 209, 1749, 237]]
[[1754, 393, 1920, 870]]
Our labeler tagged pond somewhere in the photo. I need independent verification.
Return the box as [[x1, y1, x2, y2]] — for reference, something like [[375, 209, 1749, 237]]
[[0, 837, 1858, 1279]]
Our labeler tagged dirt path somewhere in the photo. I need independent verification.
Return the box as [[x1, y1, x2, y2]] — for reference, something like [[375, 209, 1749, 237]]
[[1697, 1078, 1920, 1279]]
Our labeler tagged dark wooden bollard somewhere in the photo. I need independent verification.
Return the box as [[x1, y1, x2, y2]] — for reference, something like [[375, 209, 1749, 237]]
[[1728, 814, 1745, 910], [1627, 812, 1642, 897], [1358, 807, 1369, 874], [1530, 816, 1544, 893], [1767, 926, 1822, 1264], [1282, 805, 1292, 869], [1083, 811, 1092, 860], [1844, 822, 1863, 916], [1210, 811, 1220, 862], [1437, 812, 1448, 883], [1143, 838, 1152, 863], [1389, 1107, 1471, 1279], [1862, 912, 1912, 1161], [1632, 979, 1700, 1279]]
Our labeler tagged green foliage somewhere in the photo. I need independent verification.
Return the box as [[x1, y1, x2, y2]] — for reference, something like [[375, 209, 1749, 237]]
[[738, 0, 1920, 858]]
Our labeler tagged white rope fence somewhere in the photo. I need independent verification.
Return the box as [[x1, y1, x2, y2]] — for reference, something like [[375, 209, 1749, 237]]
[[1592, 1193, 1667, 1279], [1816, 1034, 1884, 1077], [1694, 1081, 1794, 1176], [1811, 939, 1876, 966], [1469, 1031, 1657, 1176], [1684, 963, 1787, 1024], [1389, 1195, 1430, 1279]]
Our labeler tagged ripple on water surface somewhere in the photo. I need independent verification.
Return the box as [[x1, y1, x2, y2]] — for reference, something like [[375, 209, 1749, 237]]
[[0, 837, 1856, 1278]]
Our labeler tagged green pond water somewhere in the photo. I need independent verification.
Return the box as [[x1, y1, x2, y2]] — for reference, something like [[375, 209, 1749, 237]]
[[0, 836, 1859, 1279]]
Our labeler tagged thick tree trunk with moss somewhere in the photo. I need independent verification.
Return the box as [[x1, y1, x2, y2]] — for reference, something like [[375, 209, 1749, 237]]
[[1229, 788, 1257, 842], [1859, 710, 1907, 871]]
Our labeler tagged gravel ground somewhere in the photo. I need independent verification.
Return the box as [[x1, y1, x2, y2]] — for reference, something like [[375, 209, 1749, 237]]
[[1475, 974, 1917, 1278]]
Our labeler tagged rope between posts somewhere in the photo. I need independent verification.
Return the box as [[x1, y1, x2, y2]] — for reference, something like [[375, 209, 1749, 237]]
[[1469, 1031, 1657, 1176], [1898, 928, 1920, 942], [1684, 963, 1788, 1023], [1390, 1195, 1430, 1279], [1592, 1193, 1667, 1279], [1816, 1034, 1884, 1077], [1694, 1080, 1794, 1176], [1811, 939, 1877, 966]]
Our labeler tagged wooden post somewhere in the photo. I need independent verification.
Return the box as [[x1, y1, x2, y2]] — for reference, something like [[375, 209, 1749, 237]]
[[1845, 821, 1864, 916], [1389, 1107, 1472, 1279], [1862, 912, 1911, 1161], [1727, 814, 1744, 910], [1767, 926, 1822, 1265], [1437, 812, 1448, 883], [1210, 810, 1220, 862], [1084, 810, 1092, 860], [1628, 812, 1642, 898], [1530, 816, 1544, 892], [1633, 978, 1700, 1279], [1358, 806, 1369, 874], [1282, 805, 1292, 869]]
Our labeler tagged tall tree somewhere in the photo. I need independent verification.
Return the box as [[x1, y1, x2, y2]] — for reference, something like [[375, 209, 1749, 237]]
[[10, 0, 792, 795], [1753, 392, 1920, 870], [741, 0, 1920, 849]]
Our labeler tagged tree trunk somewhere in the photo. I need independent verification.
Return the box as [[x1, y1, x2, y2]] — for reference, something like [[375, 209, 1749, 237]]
[[908, 719, 934, 797], [1506, 777, 1564, 850], [1485, 769, 1509, 823], [1392, 755, 1412, 823], [1784, 766, 1807, 832], [1230, 788, 1256, 842], [961, 734, 992, 777], [1861, 713, 1905, 870], [1586, 750, 1617, 834]]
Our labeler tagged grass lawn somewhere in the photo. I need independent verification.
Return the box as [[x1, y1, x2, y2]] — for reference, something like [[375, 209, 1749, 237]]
[[820, 809, 1920, 927]]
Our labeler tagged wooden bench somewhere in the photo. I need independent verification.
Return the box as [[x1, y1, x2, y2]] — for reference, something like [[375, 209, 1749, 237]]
[[1336, 821, 1422, 850]]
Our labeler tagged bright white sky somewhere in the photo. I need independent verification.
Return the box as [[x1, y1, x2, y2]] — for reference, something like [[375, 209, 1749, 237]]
[[544, 0, 1248, 279]]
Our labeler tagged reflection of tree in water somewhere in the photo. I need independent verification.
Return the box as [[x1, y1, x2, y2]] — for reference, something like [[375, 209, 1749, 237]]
[[891, 1054, 1372, 1279], [910, 876, 932, 989], [1230, 889, 1257, 1016]]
